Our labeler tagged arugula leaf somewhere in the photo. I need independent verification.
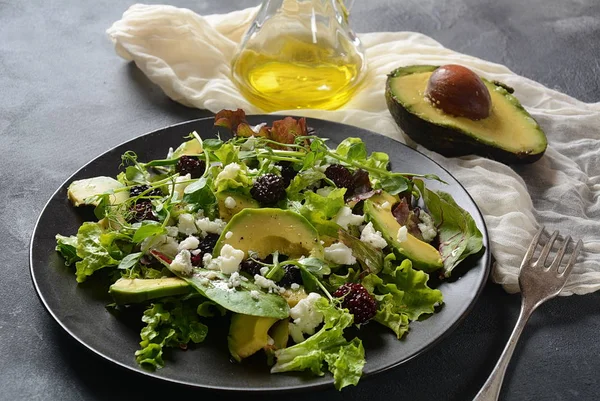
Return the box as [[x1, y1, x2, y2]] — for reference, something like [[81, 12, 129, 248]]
[[183, 177, 218, 214], [74, 222, 126, 282], [414, 180, 484, 277], [298, 257, 331, 277], [55, 234, 81, 266], [132, 222, 166, 244], [271, 298, 365, 390], [118, 252, 142, 270], [335, 138, 367, 161], [135, 299, 208, 369], [338, 230, 383, 274]]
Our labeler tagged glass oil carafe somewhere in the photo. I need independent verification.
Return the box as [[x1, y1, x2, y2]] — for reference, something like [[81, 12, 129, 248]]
[[231, 0, 366, 112]]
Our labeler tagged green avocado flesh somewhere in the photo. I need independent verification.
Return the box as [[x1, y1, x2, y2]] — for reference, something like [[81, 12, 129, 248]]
[[386, 65, 547, 164], [109, 277, 191, 304], [228, 313, 279, 362], [214, 208, 323, 259], [216, 191, 259, 222], [364, 192, 443, 272]]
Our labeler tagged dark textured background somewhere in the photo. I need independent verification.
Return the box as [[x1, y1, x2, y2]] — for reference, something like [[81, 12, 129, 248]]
[[1, 1, 599, 400]]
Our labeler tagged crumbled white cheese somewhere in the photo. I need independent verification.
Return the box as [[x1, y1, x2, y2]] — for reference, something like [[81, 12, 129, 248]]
[[178, 213, 198, 235], [259, 266, 269, 276], [397, 226, 408, 243], [228, 272, 242, 288], [178, 235, 200, 251], [381, 201, 390, 209], [254, 274, 281, 293], [172, 173, 191, 199], [225, 231, 233, 239], [291, 283, 300, 290], [334, 206, 364, 230], [191, 249, 201, 256], [324, 242, 357, 265], [288, 293, 324, 343], [202, 253, 213, 268], [207, 244, 245, 274], [216, 162, 241, 181], [250, 290, 260, 300], [360, 222, 388, 249], [169, 249, 193, 276], [196, 216, 226, 235], [316, 186, 334, 197], [418, 211, 437, 242], [165, 226, 179, 237], [224, 196, 237, 209]]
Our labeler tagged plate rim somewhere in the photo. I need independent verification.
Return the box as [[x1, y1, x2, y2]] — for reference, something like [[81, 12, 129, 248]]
[[30, 115, 491, 392]]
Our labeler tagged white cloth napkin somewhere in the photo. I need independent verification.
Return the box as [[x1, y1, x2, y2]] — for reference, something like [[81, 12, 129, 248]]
[[107, 4, 600, 295]]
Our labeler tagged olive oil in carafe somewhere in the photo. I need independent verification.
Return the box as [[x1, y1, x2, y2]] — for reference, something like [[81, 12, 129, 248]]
[[232, 38, 363, 112]]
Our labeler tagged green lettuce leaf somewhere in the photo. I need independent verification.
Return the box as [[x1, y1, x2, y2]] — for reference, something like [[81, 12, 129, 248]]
[[286, 169, 327, 200], [135, 299, 208, 369], [271, 298, 365, 390], [74, 222, 128, 282], [298, 189, 346, 237], [362, 259, 442, 337], [414, 180, 484, 277], [55, 234, 81, 266]]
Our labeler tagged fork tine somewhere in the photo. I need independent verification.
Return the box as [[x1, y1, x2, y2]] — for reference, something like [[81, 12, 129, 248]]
[[536, 230, 559, 267], [560, 239, 583, 278], [521, 226, 544, 267], [549, 235, 571, 271]]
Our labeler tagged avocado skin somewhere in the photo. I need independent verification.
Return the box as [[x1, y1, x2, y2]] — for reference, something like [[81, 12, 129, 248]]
[[385, 66, 546, 165]]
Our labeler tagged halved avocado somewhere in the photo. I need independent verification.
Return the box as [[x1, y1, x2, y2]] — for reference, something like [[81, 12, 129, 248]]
[[228, 313, 278, 362], [386, 65, 547, 164], [364, 192, 443, 272], [109, 277, 191, 304], [216, 191, 259, 221], [213, 208, 323, 259]]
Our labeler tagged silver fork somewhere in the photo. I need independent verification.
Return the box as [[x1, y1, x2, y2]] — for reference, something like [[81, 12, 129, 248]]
[[473, 227, 583, 401]]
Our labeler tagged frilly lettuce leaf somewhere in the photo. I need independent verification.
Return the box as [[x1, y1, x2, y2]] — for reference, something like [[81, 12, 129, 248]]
[[135, 299, 208, 369], [55, 234, 81, 266], [271, 297, 365, 390], [297, 188, 346, 237], [414, 179, 484, 277], [362, 259, 442, 337], [73, 222, 130, 282]]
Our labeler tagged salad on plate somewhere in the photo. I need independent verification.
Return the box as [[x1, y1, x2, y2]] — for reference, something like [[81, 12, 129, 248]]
[[55, 109, 484, 390]]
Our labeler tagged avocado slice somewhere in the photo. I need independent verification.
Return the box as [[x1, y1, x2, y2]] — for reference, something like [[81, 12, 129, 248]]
[[364, 192, 443, 272], [228, 313, 278, 362], [67, 176, 129, 206], [386, 65, 547, 164], [216, 191, 259, 221], [214, 208, 323, 259], [172, 137, 203, 158], [109, 277, 191, 304]]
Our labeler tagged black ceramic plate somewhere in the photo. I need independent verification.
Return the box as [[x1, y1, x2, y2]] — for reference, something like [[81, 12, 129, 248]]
[[30, 116, 490, 392]]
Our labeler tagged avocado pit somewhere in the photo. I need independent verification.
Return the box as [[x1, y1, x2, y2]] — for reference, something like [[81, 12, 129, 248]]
[[425, 64, 491, 120]]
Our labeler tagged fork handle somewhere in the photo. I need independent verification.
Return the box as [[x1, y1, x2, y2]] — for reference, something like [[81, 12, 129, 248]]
[[473, 300, 537, 401]]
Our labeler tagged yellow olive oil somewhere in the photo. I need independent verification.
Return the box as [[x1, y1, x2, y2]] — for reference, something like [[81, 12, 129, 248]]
[[232, 38, 364, 112]]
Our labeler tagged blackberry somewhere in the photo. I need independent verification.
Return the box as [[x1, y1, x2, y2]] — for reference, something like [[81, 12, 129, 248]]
[[128, 201, 158, 223], [240, 259, 263, 276], [129, 184, 163, 199], [332, 283, 377, 324], [176, 156, 205, 178], [325, 164, 354, 191], [190, 234, 220, 266], [250, 173, 287, 205], [352, 169, 372, 196], [277, 264, 302, 287], [278, 161, 298, 187]]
